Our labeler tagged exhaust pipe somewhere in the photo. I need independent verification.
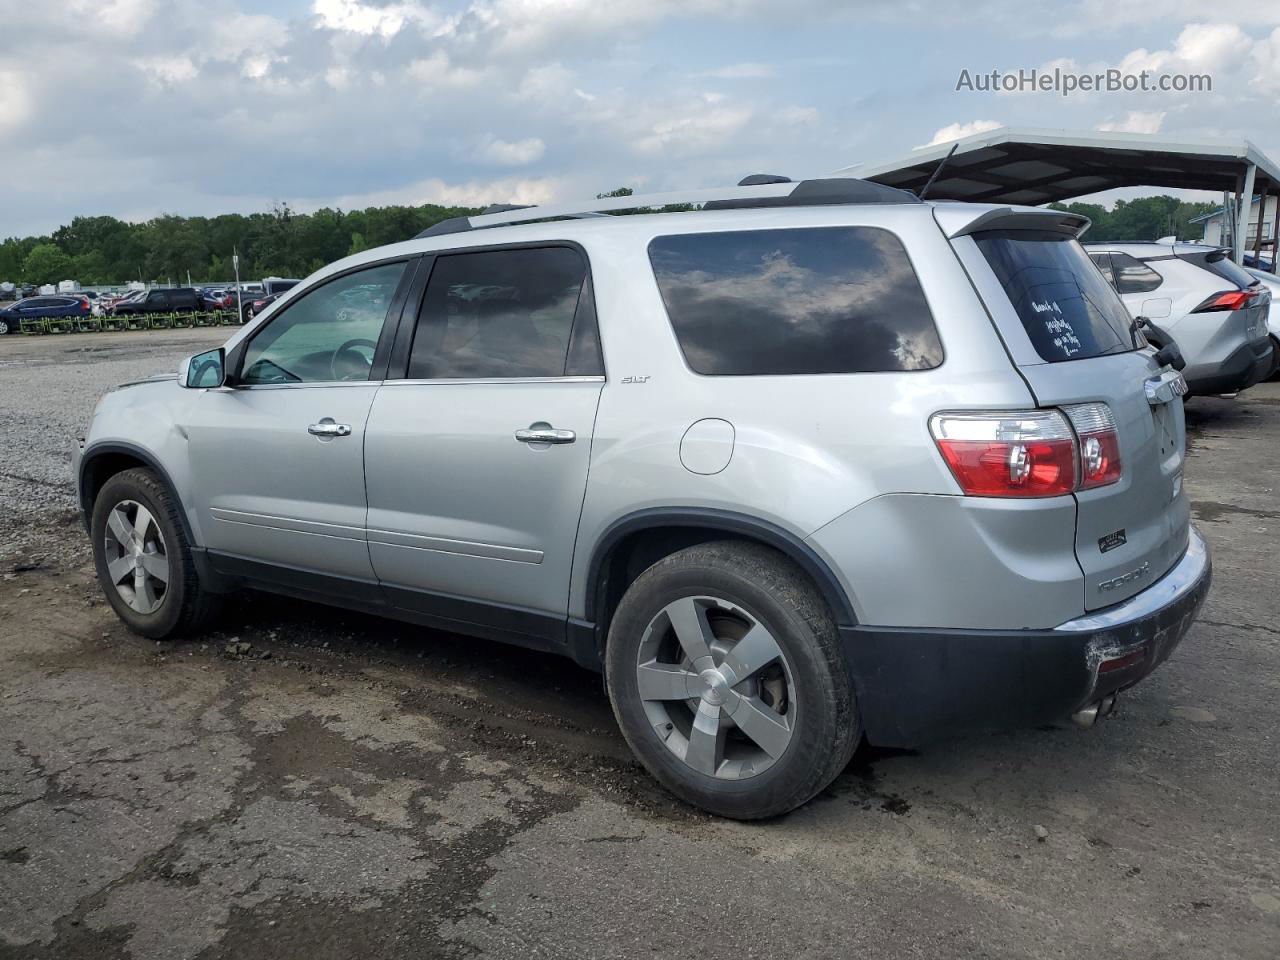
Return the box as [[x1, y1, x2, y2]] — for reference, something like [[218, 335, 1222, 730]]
[[1071, 694, 1117, 728]]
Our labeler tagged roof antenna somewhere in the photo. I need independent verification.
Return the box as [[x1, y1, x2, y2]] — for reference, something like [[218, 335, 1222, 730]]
[[917, 143, 959, 200]]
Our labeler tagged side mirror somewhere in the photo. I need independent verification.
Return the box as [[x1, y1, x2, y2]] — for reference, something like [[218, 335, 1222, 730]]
[[181, 348, 226, 388]]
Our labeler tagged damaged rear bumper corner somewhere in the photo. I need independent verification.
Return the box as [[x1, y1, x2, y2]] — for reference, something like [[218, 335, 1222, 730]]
[[838, 527, 1211, 748]]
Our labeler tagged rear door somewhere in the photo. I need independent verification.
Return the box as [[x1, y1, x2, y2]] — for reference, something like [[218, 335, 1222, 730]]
[[954, 227, 1188, 610], [363, 243, 604, 641]]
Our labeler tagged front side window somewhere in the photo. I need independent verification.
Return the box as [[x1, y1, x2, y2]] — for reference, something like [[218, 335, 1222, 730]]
[[407, 246, 590, 379], [976, 232, 1134, 362], [1110, 252, 1163, 294], [648, 226, 943, 376], [240, 261, 407, 384]]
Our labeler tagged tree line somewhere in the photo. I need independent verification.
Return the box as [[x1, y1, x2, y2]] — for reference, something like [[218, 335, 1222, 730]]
[[0, 202, 480, 287], [1048, 194, 1217, 244], [0, 191, 1221, 287]]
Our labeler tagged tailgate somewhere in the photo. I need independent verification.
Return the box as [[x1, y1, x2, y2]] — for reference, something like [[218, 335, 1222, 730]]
[[1017, 354, 1189, 608], [961, 227, 1190, 609]]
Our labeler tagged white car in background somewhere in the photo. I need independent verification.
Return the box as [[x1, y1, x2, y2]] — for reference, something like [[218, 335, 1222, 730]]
[[1085, 242, 1274, 393], [1245, 266, 1280, 378]]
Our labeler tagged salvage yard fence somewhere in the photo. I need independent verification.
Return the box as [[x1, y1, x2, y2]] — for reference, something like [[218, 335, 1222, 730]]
[[18, 310, 246, 335]]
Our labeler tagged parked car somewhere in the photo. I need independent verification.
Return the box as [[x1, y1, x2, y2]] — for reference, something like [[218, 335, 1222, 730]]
[[243, 293, 282, 322], [1245, 266, 1280, 378], [74, 179, 1209, 819], [0, 283, 17, 301], [111, 287, 204, 316], [237, 278, 299, 322], [0, 294, 90, 333], [1085, 242, 1273, 396]]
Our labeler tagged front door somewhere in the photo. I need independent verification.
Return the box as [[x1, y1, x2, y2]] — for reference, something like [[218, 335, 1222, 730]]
[[185, 259, 415, 587], [363, 244, 605, 641]]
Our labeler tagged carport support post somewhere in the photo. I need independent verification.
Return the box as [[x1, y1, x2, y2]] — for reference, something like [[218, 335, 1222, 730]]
[[1254, 183, 1267, 261], [1272, 192, 1280, 268], [1235, 163, 1256, 264]]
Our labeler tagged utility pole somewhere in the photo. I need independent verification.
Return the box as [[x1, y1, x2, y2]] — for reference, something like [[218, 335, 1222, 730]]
[[233, 248, 242, 322]]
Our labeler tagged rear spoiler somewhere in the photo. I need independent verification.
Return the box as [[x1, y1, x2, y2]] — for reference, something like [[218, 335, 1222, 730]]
[[933, 206, 1091, 240]]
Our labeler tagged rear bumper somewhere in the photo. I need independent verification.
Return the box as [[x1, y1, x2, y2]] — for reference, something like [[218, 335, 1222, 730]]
[[841, 527, 1211, 748], [1185, 338, 1273, 395]]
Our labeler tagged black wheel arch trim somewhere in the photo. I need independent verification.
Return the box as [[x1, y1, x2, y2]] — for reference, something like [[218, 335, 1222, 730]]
[[583, 507, 858, 629], [78, 441, 196, 545]]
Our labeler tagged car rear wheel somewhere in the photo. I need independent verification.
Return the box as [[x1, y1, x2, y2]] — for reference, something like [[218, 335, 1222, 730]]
[[92, 467, 220, 639], [1267, 336, 1280, 381], [605, 540, 859, 819]]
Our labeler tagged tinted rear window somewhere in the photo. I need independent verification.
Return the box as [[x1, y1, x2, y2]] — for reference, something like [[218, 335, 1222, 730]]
[[975, 231, 1133, 362], [648, 226, 943, 376]]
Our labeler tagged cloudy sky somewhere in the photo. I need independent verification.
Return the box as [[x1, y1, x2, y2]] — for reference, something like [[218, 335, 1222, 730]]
[[4, 0, 1280, 236]]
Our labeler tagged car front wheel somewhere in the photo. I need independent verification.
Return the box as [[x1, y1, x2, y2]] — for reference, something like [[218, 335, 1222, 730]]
[[605, 540, 859, 819], [0, 317, 10, 335], [91, 467, 220, 639]]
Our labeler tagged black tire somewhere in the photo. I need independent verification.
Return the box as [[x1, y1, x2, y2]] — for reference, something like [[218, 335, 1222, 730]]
[[605, 540, 859, 820], [1267, 336, 1280, 381], [91, 467, 220, 639], [0, 318, 10, 335]]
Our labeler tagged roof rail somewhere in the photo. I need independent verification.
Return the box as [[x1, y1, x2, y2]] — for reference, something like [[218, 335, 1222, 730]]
[[412, 176, 920, 239]]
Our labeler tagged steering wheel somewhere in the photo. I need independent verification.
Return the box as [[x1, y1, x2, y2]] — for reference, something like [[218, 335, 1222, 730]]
[[331, 338, 377, 381]]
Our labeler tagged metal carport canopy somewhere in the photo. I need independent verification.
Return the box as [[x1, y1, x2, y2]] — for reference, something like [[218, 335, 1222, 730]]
[[833, 126, 1280, 261]]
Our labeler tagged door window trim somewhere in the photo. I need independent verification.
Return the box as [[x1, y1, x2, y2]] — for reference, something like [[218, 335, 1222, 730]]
[[385, 239, 605, 383], [227, 254, 422, 388]]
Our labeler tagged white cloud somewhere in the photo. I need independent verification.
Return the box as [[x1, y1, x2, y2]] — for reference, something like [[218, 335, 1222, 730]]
[[918, 120, 1002, 148], [0, 71, 32, 132], [631, 95, 755, 156], [1251, 27, 1280, 92], [406, 52, 487, 89], [71, 0, 158, 38], [132, 55, 199, 85], [476, 135, 546, 166], [1098, 110, 1166, 134], [312, 0, 443, 38], [693, 62, 777, 79]]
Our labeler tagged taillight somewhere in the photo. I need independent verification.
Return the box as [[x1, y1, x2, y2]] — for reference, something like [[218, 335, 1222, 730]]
[[1064, 402, 1122, 489], [929, 411, 1077, 497], [931, 404, 1124, 498], [1191, 288, 1258, 312]]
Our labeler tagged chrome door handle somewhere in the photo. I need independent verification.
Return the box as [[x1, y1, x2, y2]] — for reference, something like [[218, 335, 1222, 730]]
[[515, 425, 576, 444], [308, 418, 352, 438]]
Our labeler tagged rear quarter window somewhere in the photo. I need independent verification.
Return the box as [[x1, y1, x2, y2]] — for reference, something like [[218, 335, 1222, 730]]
[[647, 226, 943, 376], [975, 231, 1134, 363], [1177, 249, 1258, 289]]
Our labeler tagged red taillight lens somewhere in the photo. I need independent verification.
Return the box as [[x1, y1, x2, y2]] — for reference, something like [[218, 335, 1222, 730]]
[[1064, 402, 1122, 489], [930, 411, 1078, 497], [1191, 289, 1257, 312]]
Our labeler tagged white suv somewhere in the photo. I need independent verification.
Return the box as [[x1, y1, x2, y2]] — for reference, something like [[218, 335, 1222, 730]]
[[1084, 242, 1272, 394], [75, 178, 1210, 818]]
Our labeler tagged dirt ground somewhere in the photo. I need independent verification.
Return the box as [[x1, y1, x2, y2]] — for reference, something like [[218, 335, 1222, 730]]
[[1, 329, 1278, 959]]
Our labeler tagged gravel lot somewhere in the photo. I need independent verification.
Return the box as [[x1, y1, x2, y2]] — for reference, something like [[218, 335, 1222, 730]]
[[1, 329, 1278, 959]]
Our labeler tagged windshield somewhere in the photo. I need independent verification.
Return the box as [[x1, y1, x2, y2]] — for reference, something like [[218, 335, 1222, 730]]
[[975, 231, 1134, 363]]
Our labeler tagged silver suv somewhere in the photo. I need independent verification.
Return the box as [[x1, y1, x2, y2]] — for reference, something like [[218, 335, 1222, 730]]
[[75, 178, 1211, 819]]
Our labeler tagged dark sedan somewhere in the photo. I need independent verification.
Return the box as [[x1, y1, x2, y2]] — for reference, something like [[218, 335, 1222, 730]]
[[0, 295, 90, 334]]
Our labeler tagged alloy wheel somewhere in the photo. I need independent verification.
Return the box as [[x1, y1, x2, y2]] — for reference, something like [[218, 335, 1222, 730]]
[[636, 596, 796, 780], [103, 499, 170, 614]]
